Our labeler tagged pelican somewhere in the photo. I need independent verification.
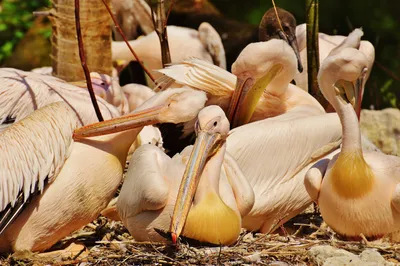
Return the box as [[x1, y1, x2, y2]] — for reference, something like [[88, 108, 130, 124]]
[[304, 28, 400, 239], [112, 22, 227, 78], [0, 88, 207, 252], [117, 106, 254, 245], [0, 68, 119, 127], [0, 68, 163, 152], [294, 23, 375, 92], [157, 38, 323, 154], [226, 28, 380, 234], [259, 7, 303, 73], [76, 71, 158, 115]]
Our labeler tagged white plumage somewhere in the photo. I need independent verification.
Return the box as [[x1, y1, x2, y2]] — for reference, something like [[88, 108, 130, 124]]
[[0, 88, 207, 252], [294, 23, 375, 92], [0, 68, 119, 127], [0, 102, 78, 213], [112, 24, 226, 80], [227, 107, 342, 233], [157, 39, 324, 124]]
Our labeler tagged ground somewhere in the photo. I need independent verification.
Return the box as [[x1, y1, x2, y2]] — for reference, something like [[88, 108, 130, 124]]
[[1, 211, 400, 266]]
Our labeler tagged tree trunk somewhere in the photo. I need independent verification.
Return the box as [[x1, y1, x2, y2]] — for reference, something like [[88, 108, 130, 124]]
[[50, 0, 112, 81]]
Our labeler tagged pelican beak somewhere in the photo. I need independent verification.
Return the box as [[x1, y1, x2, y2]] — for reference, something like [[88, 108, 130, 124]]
[[355, 67, 368, 121], [228, 64, 283, 128], [227, 77, 252, 126], [278, 30, 303, 73], [170, 129, 223, 244], [72, 104, 168, 139]]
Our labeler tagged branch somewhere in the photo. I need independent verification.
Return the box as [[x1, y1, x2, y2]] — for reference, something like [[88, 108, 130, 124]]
[[101, 0, 156, 83], [74, 0, 104, 122], [164, 0, 176, 29], [150, 0, 173, 67]]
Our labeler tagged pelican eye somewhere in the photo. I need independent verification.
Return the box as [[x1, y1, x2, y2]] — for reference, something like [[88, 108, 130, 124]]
[[213, 121, 218, 127]]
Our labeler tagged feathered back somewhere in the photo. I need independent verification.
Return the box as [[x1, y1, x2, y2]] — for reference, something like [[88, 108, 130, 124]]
[[0, 68, 120, 126], [156, 59, 235, 97], [0, 102, 80, 212]]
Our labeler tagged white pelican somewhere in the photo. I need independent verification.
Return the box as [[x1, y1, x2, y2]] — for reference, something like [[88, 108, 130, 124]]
[[158, 41, 323, 126], [304, 29, 400, 239], [0, 68, 163, 153], [112, 22, 226, 78], [0, 68, 119, 127], [225, 109, 342, 233], [156, 38, 323, 154], [0, 88, 207, 252], [294, 23, 375, 92], [117, 106, 254, 245]]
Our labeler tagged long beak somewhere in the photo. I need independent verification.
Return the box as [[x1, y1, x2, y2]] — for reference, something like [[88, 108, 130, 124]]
[[72, 104, 168, 139], [355, 67, 368, 121], [170, 131, 222, 244], [278, 31, 303, 73], [230, 64, 282, 128], [227, 77, 252, 126]]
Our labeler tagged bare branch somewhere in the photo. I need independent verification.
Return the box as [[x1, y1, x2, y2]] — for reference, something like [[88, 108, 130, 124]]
[[74, 0, 104, 122], [150, 0, 172, 67], [164, 0, 176, 29], [101, 0, 156, 84]]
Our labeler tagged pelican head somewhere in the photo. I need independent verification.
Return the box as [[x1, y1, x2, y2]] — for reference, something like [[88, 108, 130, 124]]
[[73, 87, 207, 139], [318, 32, 369, 120], [259, 7, 303, 73], [72, 72, 113, 101], [228, 39, 297, 127], [170, 105, 242, 245]]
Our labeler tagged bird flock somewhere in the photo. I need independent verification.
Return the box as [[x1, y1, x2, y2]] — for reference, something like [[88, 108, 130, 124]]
[[1, 6, 398, 255]]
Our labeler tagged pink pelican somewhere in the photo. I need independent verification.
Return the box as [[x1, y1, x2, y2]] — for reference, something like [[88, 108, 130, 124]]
[[0, 87, 207, 252], [294, 23, 375, 92], [117, 105, 254, 245], [304, 28, 400, 240]]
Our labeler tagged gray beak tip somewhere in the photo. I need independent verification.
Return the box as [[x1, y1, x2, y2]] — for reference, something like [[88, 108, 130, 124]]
[[297, 63, 303, 73]]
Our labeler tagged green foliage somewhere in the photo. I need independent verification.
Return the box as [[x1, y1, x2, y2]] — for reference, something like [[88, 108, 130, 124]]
[[0, 0, 51, 63], [212, 0, 400, 109]]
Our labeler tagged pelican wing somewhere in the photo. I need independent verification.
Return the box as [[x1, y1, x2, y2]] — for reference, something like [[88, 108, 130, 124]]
[[156, 59, 236, 96], [227, 109, 342, 197], [0, 68, 120, 127], [0, 102, 80, 233]]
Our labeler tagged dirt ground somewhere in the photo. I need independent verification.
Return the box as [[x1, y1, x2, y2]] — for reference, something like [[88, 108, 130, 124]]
[[1, 211, 400, 266]]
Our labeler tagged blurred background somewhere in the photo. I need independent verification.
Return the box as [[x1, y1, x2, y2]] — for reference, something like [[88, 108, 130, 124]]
[[0, 0, 399, 109]]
